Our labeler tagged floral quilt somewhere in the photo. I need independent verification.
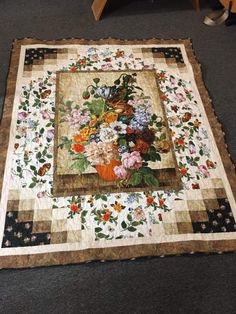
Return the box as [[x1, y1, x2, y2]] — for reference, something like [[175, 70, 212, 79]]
[[0, 39, 235, 268]]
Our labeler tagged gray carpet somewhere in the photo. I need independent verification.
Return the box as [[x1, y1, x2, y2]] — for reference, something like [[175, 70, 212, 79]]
[[0, 0, 236, 313]]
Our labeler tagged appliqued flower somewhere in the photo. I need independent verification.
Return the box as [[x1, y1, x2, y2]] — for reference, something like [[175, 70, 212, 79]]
[[121, 151, 142, 169]]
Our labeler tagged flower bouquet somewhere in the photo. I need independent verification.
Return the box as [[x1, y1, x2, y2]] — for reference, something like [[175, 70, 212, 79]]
[[59, 72, 171, 188]]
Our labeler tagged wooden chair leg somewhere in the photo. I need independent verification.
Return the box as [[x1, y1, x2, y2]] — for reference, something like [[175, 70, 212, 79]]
[[91, 0, 108, 21], [192, 0, 200, 11]]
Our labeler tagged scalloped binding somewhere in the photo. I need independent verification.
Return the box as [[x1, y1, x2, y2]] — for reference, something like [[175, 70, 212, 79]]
[[0, 38, 235, 269]]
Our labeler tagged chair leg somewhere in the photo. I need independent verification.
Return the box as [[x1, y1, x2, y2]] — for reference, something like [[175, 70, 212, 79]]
[[91, 0, 108, 21], [192, 0, 200, 11]]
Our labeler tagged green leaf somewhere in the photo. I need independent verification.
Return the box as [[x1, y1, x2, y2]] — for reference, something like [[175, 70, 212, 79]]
[[138, 167, 153, 175], [121, 221, 127, 229], [29, 182, 36, 188], [127, 172, 142, 187], [97, 233, 107, 238], [93, 78, 100, 84], [127, 226, 137, 232], [101, 195, 108, 201], [132, 221, 140, 226], [160, 133, 167, 140], [36, 152, 42, 159], [39, 158, 46, 163], [127, 214, 132, 222], [95, 227, 103, 233], [70, 155, 90, 174], [144, 174, 159, 187], [30, 165, 36, 171], [85, 99, 106, 116], [138, 232, 144, 237]]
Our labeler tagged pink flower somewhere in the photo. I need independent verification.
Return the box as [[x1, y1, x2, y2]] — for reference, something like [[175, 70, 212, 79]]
[[198, 165, 210, 178], [174, 93, 186, 103], [37, 191, 46, 198], [114, 165, 128, 179], [121, 151, 142, 169], [40, 110, 51, 120], [46, 129, 54, 139], [18, 111, 28, 120]]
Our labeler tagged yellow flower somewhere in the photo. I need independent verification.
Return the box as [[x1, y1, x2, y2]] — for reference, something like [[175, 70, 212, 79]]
[[112, 201, 124, 213]]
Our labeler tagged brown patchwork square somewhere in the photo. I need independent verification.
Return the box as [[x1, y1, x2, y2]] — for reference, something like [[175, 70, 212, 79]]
[[163, 223, 179, 235], [189, 211, 209, 222], [215, 188, 227, 199], [19, 199, 35, 210], [32, 221, 52, 233], [33, 208, 53, 221], [201, 188, 216, 200], [187, 200, 206, 211], [175, 211, 191, 222], [50, 231, 67, 244], [177, 222, 193, 234], [18, 210, 34, 222], [211, 178, 224, 188], [51, 219, 67, 232], [67, 230, 82, 243], [8, 189, 20, 200], [203, 199, 219, 210], [7, 200, 19, 211]]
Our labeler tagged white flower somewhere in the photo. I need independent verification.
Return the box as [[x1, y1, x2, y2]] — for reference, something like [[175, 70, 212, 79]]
[[99, 126, 118, 142], [110, 121, 127, 134]]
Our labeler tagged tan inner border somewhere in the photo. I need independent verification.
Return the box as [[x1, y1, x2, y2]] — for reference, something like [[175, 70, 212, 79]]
[[0, 38, 236, 269]]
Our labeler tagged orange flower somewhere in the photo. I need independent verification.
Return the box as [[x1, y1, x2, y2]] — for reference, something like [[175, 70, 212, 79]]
[[70, 203, 80, 213], [156, 140, 171, 154], [73, 133, 87, 143], [103, 111, 119, 124], [115, 50, 125, 58], [71, 143, 84, 153], [194, 119, 201, 128], [112, 202, 123, 213], [89, 116, 98, 127], [101, 211, 111, 222], [146, 196, 154, 206]]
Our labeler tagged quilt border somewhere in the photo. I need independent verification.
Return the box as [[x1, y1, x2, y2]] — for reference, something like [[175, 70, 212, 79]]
[[0, 38, 236, 269]]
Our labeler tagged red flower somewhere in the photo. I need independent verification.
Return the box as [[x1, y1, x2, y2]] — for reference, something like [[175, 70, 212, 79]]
[[161, 94, 168, 102], [72, 143, 85, 153], [102, 211, 111, 222], [70, 203, 80, 213], [146, 196, 154, 206], [78, 58, 86, 65], [159, 198, 165, 208], [70, 66, 78, 72], [175, 137, 185, 147], [133, 138, 150, 154], [180, 168, 188, 176], [192, 183, 200, 189]]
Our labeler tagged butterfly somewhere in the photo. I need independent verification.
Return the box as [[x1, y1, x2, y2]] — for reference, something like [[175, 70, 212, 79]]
[[40, 89, 51, 99], [37, 163, 51, 176]]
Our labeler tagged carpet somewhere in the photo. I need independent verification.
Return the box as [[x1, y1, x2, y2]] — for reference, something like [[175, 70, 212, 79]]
[[0, 38, 235, 269]]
